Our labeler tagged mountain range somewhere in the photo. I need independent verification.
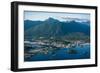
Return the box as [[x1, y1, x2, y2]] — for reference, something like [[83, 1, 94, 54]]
[[24, 17, 90, 40]]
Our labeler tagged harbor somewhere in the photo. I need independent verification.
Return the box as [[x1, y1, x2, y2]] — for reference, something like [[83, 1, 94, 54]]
[[24, 39, 90, 61]]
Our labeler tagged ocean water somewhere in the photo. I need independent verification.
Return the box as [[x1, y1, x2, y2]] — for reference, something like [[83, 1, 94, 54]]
[[24, 45, 90, 62]]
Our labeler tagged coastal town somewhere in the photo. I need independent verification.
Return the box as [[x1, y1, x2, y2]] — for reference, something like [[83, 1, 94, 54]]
[[24, 38, 90, 58]]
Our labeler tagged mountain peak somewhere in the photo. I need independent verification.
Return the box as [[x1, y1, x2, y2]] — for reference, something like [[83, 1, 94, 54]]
[[45, 17, 59, 22], [25, 18, 90, 39]]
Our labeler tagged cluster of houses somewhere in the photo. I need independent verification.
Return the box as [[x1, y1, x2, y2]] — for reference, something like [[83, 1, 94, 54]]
[[24, 39, 90, 58], [24, 39, 87, 49]]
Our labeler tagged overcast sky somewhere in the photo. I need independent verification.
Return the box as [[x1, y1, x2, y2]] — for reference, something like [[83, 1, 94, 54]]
[[24, 11, 90, 22]]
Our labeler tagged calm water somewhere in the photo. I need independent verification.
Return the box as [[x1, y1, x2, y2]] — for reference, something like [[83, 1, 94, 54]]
[[24, 45, 90, 62]]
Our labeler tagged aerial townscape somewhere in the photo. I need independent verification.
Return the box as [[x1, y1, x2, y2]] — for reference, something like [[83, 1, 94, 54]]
[[24, 15, 90, 61]]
